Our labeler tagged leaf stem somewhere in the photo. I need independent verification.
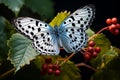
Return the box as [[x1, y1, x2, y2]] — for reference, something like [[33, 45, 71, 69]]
[[88, 27, 108, 41], [0, 68, 15, 79], [60, 53, 75, 66], [75, 63, 96, 71]]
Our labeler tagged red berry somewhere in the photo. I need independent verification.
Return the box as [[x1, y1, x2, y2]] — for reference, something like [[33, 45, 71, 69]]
[[53, 64, 60, 70], [92, 51, 98, 58], [109, 24, 116, 30], [116, 23, 120, 29], [41, 64, 48, 75], [106, 18, 112, 25], [95, 47, 101, 53], [114, 29, 119, 35], [45, 58, 52, 63], [84, 53, 92, 61], [54, 69, 61, 76], [48, 68, 53, 75], [111, 17, 118, 24], [48, 64, 53, 69], [88, 40, 95, 47], [87, 46, 94, 53], [42, 64, 48, 70]]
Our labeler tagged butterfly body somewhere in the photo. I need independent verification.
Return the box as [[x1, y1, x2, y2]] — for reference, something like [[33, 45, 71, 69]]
[[13, 5, 95, 55]]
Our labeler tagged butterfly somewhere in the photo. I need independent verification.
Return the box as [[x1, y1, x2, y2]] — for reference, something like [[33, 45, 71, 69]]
[[13, 5, 95, 55]]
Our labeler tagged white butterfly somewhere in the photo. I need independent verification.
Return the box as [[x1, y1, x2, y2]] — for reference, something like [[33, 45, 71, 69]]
[[13, 5, 95, 55]]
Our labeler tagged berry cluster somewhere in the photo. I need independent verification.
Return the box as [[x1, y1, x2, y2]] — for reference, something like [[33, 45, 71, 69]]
[[41, 58, 61, 76], [84, 40, 101, 61], [106, 17, 120, 35]]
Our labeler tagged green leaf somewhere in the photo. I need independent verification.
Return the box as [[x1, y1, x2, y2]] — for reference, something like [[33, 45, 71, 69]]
[[91, 49, 120, 80], [0, 0, 24, 15], [34, 56, 81, 80], [24, 0, 54, 19], [90, 33, 111, 68], [86, 28, 95, 37], [0, 16, 10, 60], [7, 33, 39, 72], [101, 46, 118, 65]]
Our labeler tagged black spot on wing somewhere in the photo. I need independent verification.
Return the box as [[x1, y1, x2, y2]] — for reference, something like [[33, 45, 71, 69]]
[[26, 30, 29, 33], [78, 20, 80, 24], [40, 24, 42, 26], [30, 19, 33, 22], [18, 21, 21, 23], [64, 22, 66, 24], [70, 16, 75, 21], [19, 25, 22, 27], [32, 27, 35, 30], [28, 26, 31, 28], [41, 33, 44, 37], [45, 24, 47, 27], [30, 32, 34, 35], [38, 28, 41, 32], [72, 23, 75, 27], [75, 13, 78, 15], [36, 21, 39, 26], [69, 34, 72, 38], [80, 18, 83, 21], [80, 24, 84, 27]]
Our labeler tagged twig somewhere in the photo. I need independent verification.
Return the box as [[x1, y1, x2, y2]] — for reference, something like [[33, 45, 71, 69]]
[[0, 68, 15, 79], [60, 53, 75, 66], [88, 27, 108, 41], [75, 63, 96, 71]]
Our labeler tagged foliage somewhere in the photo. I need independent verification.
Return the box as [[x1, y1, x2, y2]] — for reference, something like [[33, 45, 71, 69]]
[[90, 33, 111, 68], [0, 0, 24, 15], [34, 56, 81, 80], [0, 0, 120, 80], [7, 33, 39, 72], [91, 47, 120, 80]]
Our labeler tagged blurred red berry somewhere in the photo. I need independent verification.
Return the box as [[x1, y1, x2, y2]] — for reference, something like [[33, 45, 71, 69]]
[[92, 51, 98, 58], [116, 23, 120, 29], [88, 40, 95, 47], [48, 64, 53, 69], [48, 68, 53, 75], [84, 53, 92, 61], [114, 29, 119, 35], [95, 47, 101, 53], [54, 69, 61, 76], [87, 46, 94, 53], [109, 24, 117, 30], [53, 64, 60, 70], [106, 18, 112, 25], [42, 64, 48, 70], [45, 58, 52, 63], [111, 17, 118, 24]]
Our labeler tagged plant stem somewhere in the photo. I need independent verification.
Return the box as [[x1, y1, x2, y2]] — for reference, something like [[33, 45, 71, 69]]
[[88, 27, 108, 41], [0, 68, 15, 79], [75, 63, 96, 71], [60, 53, 75, 66]]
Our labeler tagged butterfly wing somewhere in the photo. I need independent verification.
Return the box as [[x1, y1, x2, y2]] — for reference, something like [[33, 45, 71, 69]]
[[59, 5, 95, 53], [13, 17, 59, 55]]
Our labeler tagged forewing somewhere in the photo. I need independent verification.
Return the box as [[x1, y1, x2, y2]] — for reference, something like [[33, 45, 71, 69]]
[[59, 5, 95, 53], [13, 17, 59, 55], [60, 5, 95, 30]]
